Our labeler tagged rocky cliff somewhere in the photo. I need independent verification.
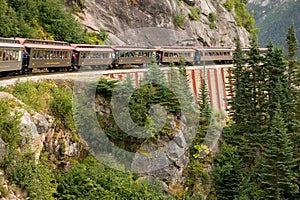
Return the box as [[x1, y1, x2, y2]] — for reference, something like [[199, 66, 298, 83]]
[[76, 0, 250, 47]]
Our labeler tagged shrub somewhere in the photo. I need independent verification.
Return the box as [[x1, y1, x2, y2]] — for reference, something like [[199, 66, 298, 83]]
[[208, 12, 217, 23], [0, 99, 22, 168], [189, 7, 201, 21], [174, 11, 187, 29], [12, 80, 52, 113], [50, 86, 75, 130], [6, 153, 57, 200], [208, 12, 217, 29], [56, 162, 173, 200], [224, 0, 235, 11]]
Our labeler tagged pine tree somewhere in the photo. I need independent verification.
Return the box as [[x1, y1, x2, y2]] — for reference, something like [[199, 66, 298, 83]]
[[286, 22, 299, 90], [263, 43, 290, 122], [258, 105, 296, 199], [286, 22, 300, 198], [227, 37, 246, 125], [215, 37, 251, 199], [234, 36, 264, 166]]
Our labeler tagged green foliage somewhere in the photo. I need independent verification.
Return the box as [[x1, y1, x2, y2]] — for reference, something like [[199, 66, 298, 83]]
[[220, 35, 299, 199], [174, 11, 187, 29], [188, 7, 201, 21], [208, 12, 217, 29], [208, 12, 217, 23], [0, 184, 9, 198], [6, 153, 57, 200], [224, 0, 235, 12], [50, 86, 75, 130], [68, 0, 86, 12], [224, 0, 257, 35], [0, 0, 106, 43], [12, 80, 52, 113], [96, 77, 118, 100], [0, 99, 22, 168], [257, 106, 297, 199], [56, 162, 173, 200], [184, 73, 212, 198], [213, 140, 241, 200], [286, 22, 299, 89]]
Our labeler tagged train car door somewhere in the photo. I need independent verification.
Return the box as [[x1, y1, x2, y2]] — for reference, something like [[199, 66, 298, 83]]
[[194, 50, 200, 65]]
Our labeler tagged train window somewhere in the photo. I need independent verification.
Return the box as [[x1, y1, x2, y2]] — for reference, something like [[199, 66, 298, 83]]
[[37, 50, 41, 59], [0, 50, 2, 61], [61, 51, 65, 59], [6, 50, 10, 61], [52, 51, 56, 59], [1, 50, 6, 61], [18, 50, 22, 61], [12, 50, 17, 61], [164, 52, 168, 57], [9, 50, 14, 61], [32, 50, 36, 59], [45, 51, 52, 60]]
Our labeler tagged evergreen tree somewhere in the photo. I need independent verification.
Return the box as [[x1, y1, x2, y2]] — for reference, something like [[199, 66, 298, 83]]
[[231, 36, 264, 165], [214, 37, 249, 199], [263, 43, 290, 122], [286, 22, 299, 89], [227, 37, 245, 125], [197, 77, 211, 120], [258, 105, 297, 199], [286, 22, 300, 198]]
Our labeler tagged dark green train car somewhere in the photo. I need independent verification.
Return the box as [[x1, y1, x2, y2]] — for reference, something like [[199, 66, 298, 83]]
[[71, 44, 114, 70], [113, 46, 156, 68], [0, 38, 24, 75], [19, 39, 73, 71], [155, 46, 195, 65]]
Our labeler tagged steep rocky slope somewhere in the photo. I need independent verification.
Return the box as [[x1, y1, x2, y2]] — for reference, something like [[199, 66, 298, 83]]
[[76, 0, 250, 47]]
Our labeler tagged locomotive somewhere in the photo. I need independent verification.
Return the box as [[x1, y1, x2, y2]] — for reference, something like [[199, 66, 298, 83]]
[[0, 37, 262, 76]]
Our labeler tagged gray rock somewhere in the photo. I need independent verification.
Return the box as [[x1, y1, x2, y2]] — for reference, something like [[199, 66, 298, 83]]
[[31, 112, 50, 133], [19, 109, 39, 141], [78, 0, 250, 47], [131, 149, 171, 173], [172, 130, 187, 148], [166, 140, 185, 162], [67, 143, 79, 157], [0, 138, 6, 160]]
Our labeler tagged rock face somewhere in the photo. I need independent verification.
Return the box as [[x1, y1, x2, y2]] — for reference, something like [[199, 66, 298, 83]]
[[0, 92, 87, 168], [131, 113, 196, 193], [77, 0, 250, 47]]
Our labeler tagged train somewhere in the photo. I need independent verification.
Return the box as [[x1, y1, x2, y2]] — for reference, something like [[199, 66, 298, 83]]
[[0, 37, 267, 76]]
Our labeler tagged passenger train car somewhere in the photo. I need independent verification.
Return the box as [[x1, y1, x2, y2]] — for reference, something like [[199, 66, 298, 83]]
[[0, 36, 267, 76], [71, 44, 114, 70], [19, 38, 74, 72], [0, 37, 24, 75]]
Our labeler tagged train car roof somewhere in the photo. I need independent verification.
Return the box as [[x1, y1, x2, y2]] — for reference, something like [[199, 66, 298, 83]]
[[195, 47, 234, 51], [154, 46, 195, 50], [0, 43, 24, 48], [71, 44, 113, 52], [74, 47, 114, 52], [0, 37, 21, 44], [156, 48, 195, 52], [112, 46, 156, 51], [22, 43, 74, 50], [71, 44, 112, 48], [20, 38, 69, 45]]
